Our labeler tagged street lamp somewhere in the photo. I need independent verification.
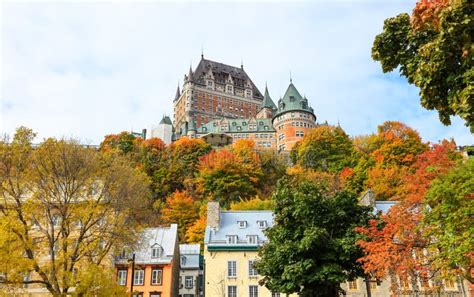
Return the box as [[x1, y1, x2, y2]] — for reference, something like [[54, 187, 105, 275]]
[[128, 253, 136, 297]]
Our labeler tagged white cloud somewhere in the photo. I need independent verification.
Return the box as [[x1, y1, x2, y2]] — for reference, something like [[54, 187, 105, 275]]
[[1, 1, 472, 145]]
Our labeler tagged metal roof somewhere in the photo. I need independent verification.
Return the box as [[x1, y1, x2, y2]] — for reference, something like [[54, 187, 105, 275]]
[[204, 211, 274, 248]]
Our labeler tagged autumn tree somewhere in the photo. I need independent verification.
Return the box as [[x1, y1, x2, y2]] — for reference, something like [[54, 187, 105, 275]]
[[255, 177, 372, 297], [423, 157, 474, 283], [195, 140, 262, 206], [229, 196, 275, 211], [356, 142, 462, 292], [185, 204, 207, 245], [291, 125, 355, 173], [161, 190, 199, 241], [153, 137, 211, 200], [0, 127, 151, 295], [372, 0, 473, 131]]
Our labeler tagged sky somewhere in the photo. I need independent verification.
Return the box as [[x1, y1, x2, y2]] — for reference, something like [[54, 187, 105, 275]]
[[1, 1, 473, 145]]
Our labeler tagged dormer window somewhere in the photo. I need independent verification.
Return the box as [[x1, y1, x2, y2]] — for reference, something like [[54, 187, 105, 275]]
[[227, 235, 238, 244], [238, 221, 247, 228], [247, 235, 258, 245], [151, 245, 162, 258], [257, 220, 267, 229], [181, 256, 186, 266]]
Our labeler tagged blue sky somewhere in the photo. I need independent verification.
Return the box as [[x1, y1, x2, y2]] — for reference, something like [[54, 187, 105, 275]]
[[1, 1, 472, 145]]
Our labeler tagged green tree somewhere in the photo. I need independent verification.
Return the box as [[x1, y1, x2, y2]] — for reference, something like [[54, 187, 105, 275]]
[[291, 125, 355, 173], [423, 158, 474, 283], [0, 127, 151, 295], [372, 0, 473, 131], [255, 178, 372, 297]]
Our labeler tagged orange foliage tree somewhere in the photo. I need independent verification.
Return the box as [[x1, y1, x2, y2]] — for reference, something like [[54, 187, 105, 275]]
[[161, 190, 199, 241], [356, 141, 461, 293], [195, 140, 263, 206]]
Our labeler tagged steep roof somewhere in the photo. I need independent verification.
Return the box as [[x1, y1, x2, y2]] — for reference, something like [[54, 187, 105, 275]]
[[204, 211, 274, 248], [121, 224, 178, 265], [174, 85, 181, 101], [189, 57, 263, 100], [275, 82, 315, 117], [160, 115, 172, 125], [179, 244, 201, 269], [262, 85, 277, 110]]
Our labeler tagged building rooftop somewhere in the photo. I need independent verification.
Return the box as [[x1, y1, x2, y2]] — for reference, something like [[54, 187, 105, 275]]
[[204, 210, 274, 249], [116, 224, 178, 265], [186, 57, 263, 99], [275, 82, 315, 117], [374, 201, 397, 214], [179, 244, 201, 269]]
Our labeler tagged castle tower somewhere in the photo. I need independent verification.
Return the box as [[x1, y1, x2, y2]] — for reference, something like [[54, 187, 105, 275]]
[[272, 81, 316, 152]]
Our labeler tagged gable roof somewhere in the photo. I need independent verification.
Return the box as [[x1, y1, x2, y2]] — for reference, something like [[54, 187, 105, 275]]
[[189, 57, 263, 100], [127, 224, 178, 265]]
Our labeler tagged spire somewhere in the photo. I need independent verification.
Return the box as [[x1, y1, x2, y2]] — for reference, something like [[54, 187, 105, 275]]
[[262, 83, 277, 110], [188, 65, 194, 81], [174, 84, 181, 101], [290, 71, 293, 84], [201, 46, 204, 59], [241, 58, 243, 69]]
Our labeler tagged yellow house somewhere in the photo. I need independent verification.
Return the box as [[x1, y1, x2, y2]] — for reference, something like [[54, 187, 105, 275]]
[[203, 202, 284, 297]]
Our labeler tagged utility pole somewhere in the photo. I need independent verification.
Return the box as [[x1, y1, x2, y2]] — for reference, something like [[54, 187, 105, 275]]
[[129, 253, 136, 297]]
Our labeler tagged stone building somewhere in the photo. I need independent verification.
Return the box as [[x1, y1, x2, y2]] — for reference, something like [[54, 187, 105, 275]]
[[149, 115, 173, 145]]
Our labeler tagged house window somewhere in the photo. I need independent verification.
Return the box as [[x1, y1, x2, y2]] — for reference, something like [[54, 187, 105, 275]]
[[119, 249, 127, 259], [52, 215, 60, 227], [444, 279, 455, 289], [249, 285, 259, 297], [247, 235, 258, 245], [400, 277, 410, 289], [133, 270, 144, 285], [150, 294, 161, 297], [257, 220, 267, 228], [248, 260, 258, 277], [117, 270, 127, 286], [238, 221, 247, 228], [420, 277, 430, 288], [227, 285, 237, 297], [271, 293, 280, 297], [185, 276, 193, 289], [227, 261, 237, 278], [348, 280, 358, 290], [227, 235, 238, 244], [151, 246, 161, 258], [151, 269, 162, 285]]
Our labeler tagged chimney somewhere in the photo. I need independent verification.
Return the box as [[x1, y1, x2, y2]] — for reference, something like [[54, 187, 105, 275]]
[[359, 189, 376, 207], [207, 202, 220, 230]]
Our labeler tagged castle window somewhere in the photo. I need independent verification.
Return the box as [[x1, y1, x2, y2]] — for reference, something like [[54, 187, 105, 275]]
[[243, 122, 247, 126], [264, 126, 269, 130], [259, 122, 263, 126], [237, 126, 242, 131], [296, 131, 304, 137]]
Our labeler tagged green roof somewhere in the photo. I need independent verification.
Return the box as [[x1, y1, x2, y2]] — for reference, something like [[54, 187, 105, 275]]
[[160, 116, 172, 125], [197, 118, 276, 134], [262, 85, 277, 110], [275, 82, 315, 117]]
